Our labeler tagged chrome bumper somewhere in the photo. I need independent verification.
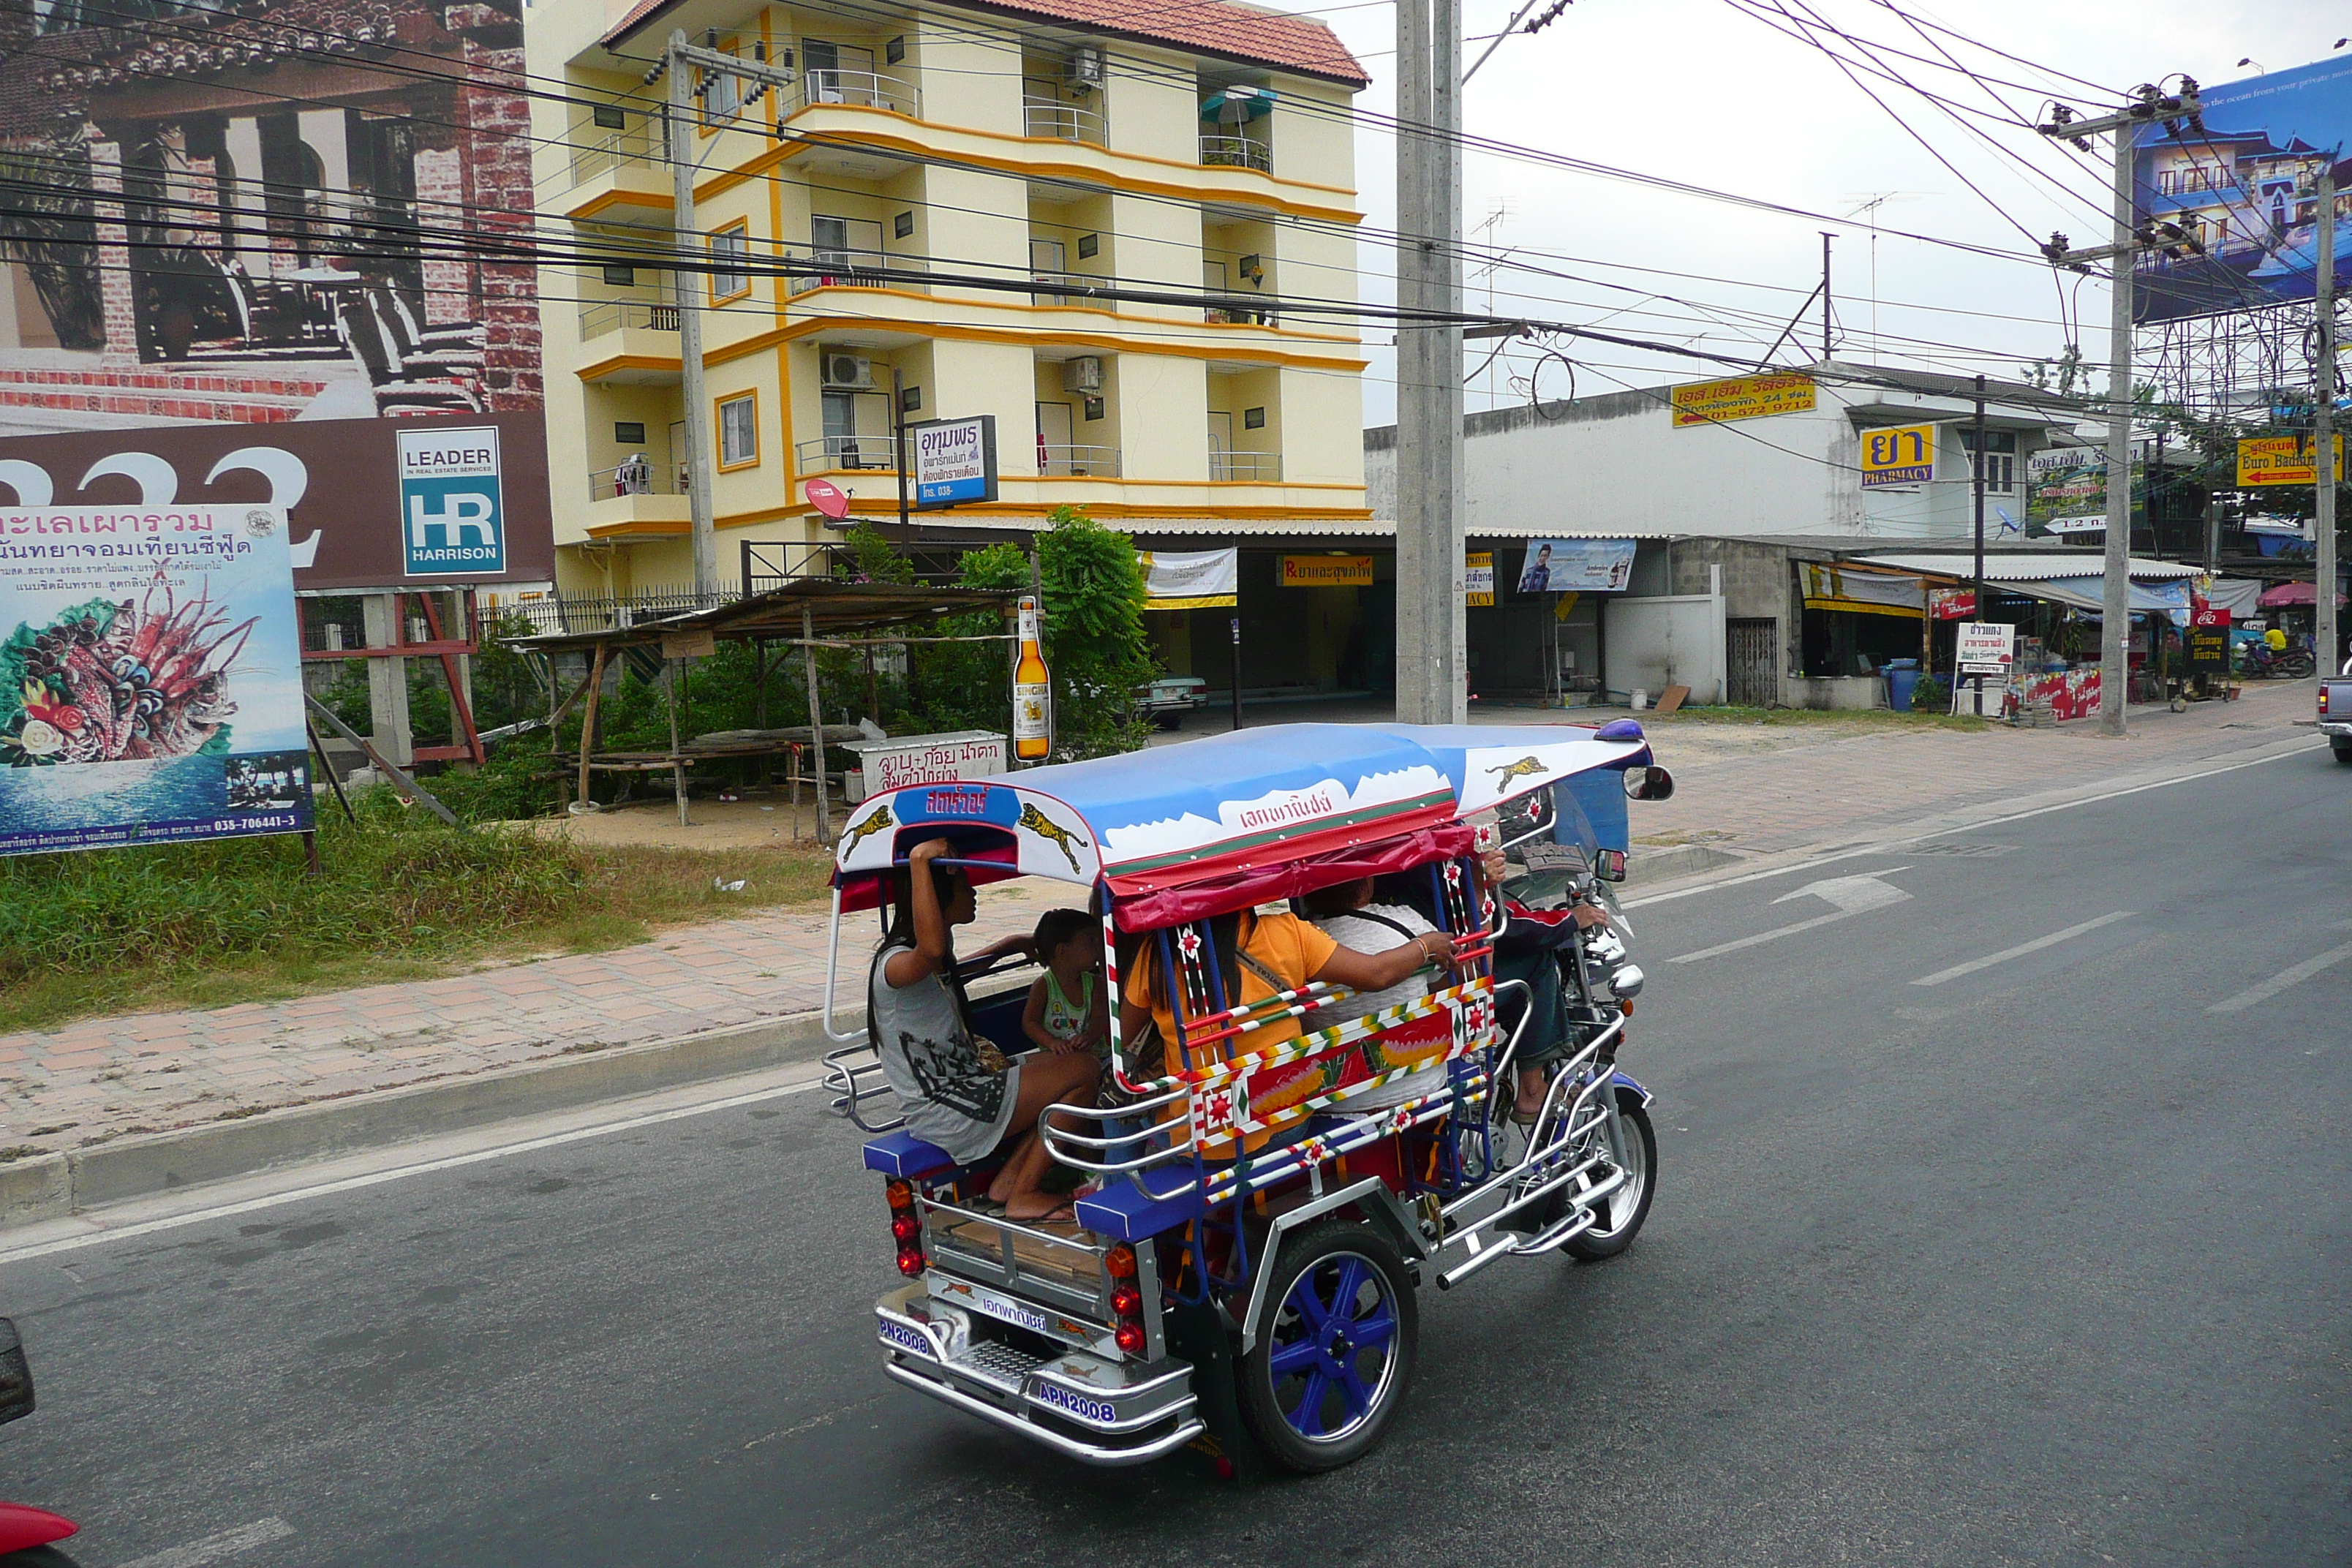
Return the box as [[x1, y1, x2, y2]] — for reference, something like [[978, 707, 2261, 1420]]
[[2320, 720, 2352, 741], [875, 1283, 1203, 1466]]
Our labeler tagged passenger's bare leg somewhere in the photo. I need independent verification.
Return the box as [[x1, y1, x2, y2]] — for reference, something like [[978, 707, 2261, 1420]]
[[988, 1052, 1098, 1214]]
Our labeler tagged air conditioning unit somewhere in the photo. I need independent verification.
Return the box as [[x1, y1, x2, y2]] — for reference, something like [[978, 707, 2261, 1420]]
[[1062, 355, 1103, 393], [1066, 46, 1105, 88], [822, 350, 875, 390]]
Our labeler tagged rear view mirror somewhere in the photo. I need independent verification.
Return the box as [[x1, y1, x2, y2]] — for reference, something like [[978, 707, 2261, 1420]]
[[1623, 765, 1675, 802], [1596, 848, 1627, 882], [0, 1319, 34, 1425]]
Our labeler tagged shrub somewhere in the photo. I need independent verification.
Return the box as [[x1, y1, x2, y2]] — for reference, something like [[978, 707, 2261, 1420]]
[[1910, 674, 1950, 711]]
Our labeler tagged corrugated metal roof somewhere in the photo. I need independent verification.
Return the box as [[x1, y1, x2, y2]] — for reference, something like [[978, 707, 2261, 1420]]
[[836, 516, 1653, 540], [1856, 552, 2199, 581]]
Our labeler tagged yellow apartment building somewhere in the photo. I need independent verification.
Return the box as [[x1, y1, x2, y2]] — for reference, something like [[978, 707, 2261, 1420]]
[[528, 0, 1373, 606]]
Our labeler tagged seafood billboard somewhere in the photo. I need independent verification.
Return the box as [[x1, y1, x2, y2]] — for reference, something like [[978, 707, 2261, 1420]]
[[0, 505, 310, 856]]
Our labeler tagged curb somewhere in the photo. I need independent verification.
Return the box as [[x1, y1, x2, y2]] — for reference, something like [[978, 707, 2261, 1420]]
[[0, 1008, 847, 1232], [1627, 843, 1746, 882]]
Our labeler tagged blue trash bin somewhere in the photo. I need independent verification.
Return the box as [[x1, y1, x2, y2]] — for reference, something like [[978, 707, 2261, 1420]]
[[1885, 657, 1921, 713]]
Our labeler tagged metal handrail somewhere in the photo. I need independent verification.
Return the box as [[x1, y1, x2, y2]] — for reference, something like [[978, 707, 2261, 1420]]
[[1030, 269, 1101, 306], [787, 245, 927, 295], [795, 434, 900, 473], [1208, 451, 1281, 482], [587, 462, 685, 502], [1205, 300, 1277, 327], [578, 298, 679, 337], [567, 127, 655, 188], [1199, 134, 1270, 172], [1036, 442, 1121, 477], [801, 68, 920, 117], [1023, 97, 1108, 143]]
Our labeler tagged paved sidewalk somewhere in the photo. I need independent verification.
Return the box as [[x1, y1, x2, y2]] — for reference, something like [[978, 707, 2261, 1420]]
[[0, 682, 2318, 1156]]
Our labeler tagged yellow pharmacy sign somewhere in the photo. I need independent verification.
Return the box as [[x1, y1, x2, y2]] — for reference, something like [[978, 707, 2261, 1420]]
[[1860, 423, 1934, 487], [1279, 554, 1373, 587], [2236, 434, 2344, 486], [1466, 551, 1493, 606], [1670, 373, 1816, 428]]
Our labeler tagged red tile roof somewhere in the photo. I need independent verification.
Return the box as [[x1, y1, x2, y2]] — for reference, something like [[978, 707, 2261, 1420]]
[[602, 0, 1368, 86]]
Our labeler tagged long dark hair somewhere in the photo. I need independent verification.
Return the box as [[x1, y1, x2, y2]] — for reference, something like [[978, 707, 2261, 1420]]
[[872, 862, 976, 1024]]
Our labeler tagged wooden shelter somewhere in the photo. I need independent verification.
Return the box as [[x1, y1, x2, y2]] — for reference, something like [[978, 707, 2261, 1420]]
[[508, 580, 1022, 837]]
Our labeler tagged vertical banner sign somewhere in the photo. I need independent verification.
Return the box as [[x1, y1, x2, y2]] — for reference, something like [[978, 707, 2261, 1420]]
[[399, 426, 508, 576], [1465, 551, 1494, 606], [1860, 423, 1935, 487], [1956, 620, 2016, 676], [0, 505, 312, 856], [2187, 603, 2231, 676], [1012, 595, 1051, 761]]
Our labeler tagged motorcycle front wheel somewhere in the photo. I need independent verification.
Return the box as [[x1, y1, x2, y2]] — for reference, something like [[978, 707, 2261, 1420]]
[[1545, 1090, 1657, 1262]]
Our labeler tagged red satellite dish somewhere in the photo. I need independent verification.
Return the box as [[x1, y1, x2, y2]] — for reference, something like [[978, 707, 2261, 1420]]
[[804, 478, 851, 520]]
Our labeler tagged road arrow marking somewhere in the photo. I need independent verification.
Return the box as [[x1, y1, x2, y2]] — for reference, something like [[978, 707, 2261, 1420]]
[[2207, 941, 2352, 1014], [1670, 870, 1912, 963], [1910, 911, 2135, 987], [118, 1518, 295, 1568]]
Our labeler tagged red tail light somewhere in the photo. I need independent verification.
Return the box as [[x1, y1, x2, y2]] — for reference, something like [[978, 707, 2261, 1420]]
[[1115, 1321, 1146, 1354], [1106, 1244, 1147, 1355], [886, 1180, 924, 1276], [1110, 1285, 1142, 1316]]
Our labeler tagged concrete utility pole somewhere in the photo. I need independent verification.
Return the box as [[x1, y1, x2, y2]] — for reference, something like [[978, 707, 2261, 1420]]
[[669, 30, 718, 607], [1393, 0, 1465, 723], [2318, 162, 2339, 680], [1972, 373, 1987, 715], [2039, 81, 2201, 738]]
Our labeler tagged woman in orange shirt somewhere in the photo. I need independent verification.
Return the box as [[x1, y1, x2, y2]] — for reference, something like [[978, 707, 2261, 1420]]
[[1118, 905, 1459, 1154]]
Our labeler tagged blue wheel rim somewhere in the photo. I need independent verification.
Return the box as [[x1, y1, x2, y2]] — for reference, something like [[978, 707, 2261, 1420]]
[[1267, 1250, 1400, 1443]]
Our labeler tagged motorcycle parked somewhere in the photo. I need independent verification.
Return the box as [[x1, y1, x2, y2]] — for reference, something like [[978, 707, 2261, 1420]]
[[2237, 640, 2318, 680], [0, 1320, 78, 1567]]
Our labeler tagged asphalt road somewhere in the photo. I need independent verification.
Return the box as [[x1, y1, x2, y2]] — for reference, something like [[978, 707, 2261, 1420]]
[[1, 740, 2345, 1567]]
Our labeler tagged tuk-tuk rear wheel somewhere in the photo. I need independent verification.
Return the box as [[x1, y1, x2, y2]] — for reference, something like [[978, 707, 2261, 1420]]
[[1237, 1220, 1419, 1473]]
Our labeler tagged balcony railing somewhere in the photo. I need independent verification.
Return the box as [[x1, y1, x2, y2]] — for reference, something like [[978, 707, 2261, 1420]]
[[1199, 134, 1270, 172], [578, 298, 680, 337], [802, 69, 920, 117], [1205, 298, 1276, 327], [796, 434, 901, 474], [1024, 97, 1108, 143], [589, 461, 689, 504], [567, 128, 657, 191], [1210, 451, 1281, 482], [1036, 442, 1120, 477], [1031, 268, 1104, 307], [786, 246, 927, 295]]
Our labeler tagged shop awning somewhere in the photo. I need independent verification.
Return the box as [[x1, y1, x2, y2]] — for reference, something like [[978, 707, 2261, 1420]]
[[1800, 562, 1923, 618], [1989, 576, 2192, 616]]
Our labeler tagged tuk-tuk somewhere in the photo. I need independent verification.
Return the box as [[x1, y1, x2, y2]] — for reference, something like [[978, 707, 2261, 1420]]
[[823, 720, 1671, 1472]]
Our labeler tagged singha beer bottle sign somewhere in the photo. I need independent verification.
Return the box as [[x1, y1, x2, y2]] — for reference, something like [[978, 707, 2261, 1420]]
[[1013, 595, 1051, 761]]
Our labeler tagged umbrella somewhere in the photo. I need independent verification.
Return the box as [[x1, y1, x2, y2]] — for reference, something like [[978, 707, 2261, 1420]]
[[2256, 581, 2348, 608], [1200, 86, 1275, 124]]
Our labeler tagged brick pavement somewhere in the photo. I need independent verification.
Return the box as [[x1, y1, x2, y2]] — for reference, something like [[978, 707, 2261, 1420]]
[[0, 682, 2317, 1156]]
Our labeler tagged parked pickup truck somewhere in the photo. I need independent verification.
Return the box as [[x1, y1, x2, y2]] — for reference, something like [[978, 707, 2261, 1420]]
[[2323, 660, 2352, 764]]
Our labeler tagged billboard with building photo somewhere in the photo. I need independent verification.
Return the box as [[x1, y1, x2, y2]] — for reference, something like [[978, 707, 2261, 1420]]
[[0, 0, 541, 434], [2133, 57, 2352, 323]]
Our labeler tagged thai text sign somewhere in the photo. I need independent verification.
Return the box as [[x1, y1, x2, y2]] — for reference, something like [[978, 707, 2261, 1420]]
[[1280, 554, 1373, 587], [1956, 620, 2016, 676], [1138, 548, 1237, 609], [399, 425, 507, 576], [845, 731, 1008, 802], [1861, 423, 1935, 487], [1670, 374, 1815, 427], [1518, 539, 1636, 594], [1929, 587, 1977, 620], [1466, 551, 1493, 606], [909, 415, 998, 508], [0, 505, 312, 856], [2236, 434, 2344, 487]]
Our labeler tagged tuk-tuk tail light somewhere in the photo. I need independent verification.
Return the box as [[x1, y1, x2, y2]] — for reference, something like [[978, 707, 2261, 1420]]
[[896, 1245, 927, 1278], [1115, 1320, 1147, 1354], [887, 1179, 924, 1275]]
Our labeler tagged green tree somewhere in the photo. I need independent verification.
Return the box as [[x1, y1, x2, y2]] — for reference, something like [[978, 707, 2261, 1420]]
[[1034, 505, 1155, 758]]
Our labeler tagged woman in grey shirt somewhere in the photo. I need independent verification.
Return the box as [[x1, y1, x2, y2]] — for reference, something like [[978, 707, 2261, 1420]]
[[872, 838, 1098, 1220]]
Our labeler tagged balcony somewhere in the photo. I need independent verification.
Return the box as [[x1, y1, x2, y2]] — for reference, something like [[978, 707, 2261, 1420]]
[[1024, 97, 1109, 144], [1210, 451, 1281, 482], [800, 68, 920, 118], [796, 435, 901, 474], [1205, 298, 1277, 328], [1199, 134, 1271, 173], [1030, 269, 1103, 307], [578, 298, 679, 339], [786, 245, 928, 296], [566, 129, 657, 190], [588, 460, 688, 505], [1036, 442, 1120, 478]]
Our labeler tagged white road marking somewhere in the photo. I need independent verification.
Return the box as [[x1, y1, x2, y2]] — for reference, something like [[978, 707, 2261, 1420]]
[[1910, 912, 2136, 987], [2206, 943, 2352, 1015], [0, 1068, 830, 1268], [1624, 738, 2317, 910], [1669, 871, 1911, 963], [116, 1518, 295, 1568]]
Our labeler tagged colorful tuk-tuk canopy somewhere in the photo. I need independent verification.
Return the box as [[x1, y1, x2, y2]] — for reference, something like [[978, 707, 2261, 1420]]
[[832, 721, 1654, 924]]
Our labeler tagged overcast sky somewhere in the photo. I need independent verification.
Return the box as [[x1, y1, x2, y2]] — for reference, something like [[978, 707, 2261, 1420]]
[[1325, 0, 2349, 426]]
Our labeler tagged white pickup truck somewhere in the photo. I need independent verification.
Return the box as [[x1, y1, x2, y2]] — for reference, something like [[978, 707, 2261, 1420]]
[[2323, 659, 2352, 765]]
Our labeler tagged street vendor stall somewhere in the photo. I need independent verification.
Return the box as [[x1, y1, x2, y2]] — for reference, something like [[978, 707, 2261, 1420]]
[[505, 580, 1022, 839]]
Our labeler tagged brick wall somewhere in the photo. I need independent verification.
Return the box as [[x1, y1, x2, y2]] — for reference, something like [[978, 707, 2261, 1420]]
[[84, 134, 137, 365], [458, 37, 543, 412]]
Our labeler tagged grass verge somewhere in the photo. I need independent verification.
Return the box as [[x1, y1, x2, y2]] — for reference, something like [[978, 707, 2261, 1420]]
[[0, 796, 833, 1034]]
